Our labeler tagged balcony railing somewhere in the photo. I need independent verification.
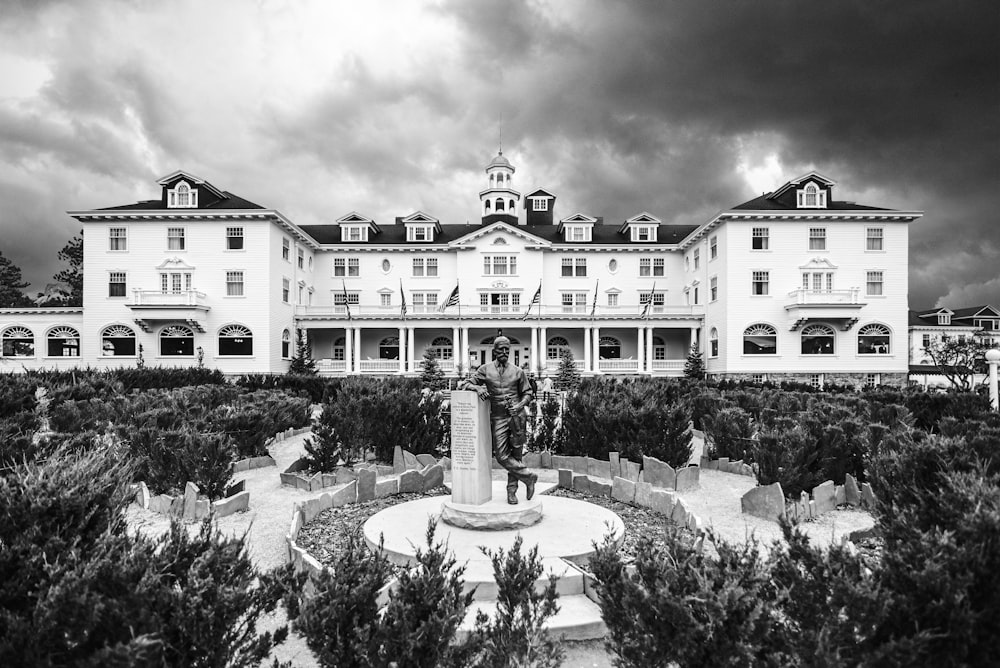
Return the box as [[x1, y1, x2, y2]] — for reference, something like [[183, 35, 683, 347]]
[[650, 359, 685, 372], [296, 303, 697, 319], [786, 288, 861, 305], [128, 289, 208, 308], [598, 359, 639, 372], [359, 359, 403, 373]]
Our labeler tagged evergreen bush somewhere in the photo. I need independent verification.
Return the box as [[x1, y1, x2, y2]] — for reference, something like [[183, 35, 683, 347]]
[[527, 394, 563, 453], [419, 349, 446, 391], [683, 343, 705, 380], [700, 406, 754, 460], [552, 349, 581, 392]]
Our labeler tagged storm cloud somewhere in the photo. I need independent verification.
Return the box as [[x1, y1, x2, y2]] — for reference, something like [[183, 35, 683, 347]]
[[0, 0, 996, 308]]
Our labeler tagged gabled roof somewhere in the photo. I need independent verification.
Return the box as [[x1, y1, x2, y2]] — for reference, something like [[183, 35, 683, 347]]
[[732, 194, 888, 211], [400, 211, 438, 224], [525, 188, 556, 199], [618, 212, 662, 234], [155, 170, 226, 198], [560, 213, 597, 224], [952, 305, 1000, 319], [769, 171, 836, 199], [449, 221, 552, 248], [336, 211, 374, 224], [97, 193, 264, 211], [908, 309, 979, 328]]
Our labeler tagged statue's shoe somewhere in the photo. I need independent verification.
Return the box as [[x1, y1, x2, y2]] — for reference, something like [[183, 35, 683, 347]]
[[526, 473, 538, 501], [507, 490, 518, 505]]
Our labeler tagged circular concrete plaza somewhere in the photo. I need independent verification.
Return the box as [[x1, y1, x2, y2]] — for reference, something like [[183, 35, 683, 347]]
[[363, 482, 625, 567]]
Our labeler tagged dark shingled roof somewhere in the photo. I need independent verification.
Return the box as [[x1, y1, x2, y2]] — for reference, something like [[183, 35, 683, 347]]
[[732, 194, 889, 211], [298, 221, 701, 246], [97, 192, 265, 211], [951, 305, 999, 319]]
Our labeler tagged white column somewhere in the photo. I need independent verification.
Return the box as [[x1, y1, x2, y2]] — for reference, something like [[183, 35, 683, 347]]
[[408, 327, 416, 373], [353, 327, 362, 372], [637, 328, 645, 373], [398, 326, 406, 373], [986, 349, 1000, 411], [647, 326, 654, 372], [345, 327, 353, 373], [583, 326, 591, 374], [592, 326, 601, 373], [540, 326, 548, 374], [690, 327, 698, 350], [452, 326, 460, 374], [461, 326, 470, 375], [530, 327, 538, 373]]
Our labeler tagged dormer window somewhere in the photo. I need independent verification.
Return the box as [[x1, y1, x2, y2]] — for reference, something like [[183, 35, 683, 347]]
[[632, 225, 657, 242], [797, 182, 827, 208], [532, 198, 548, 211], [341, 225, 368, 242], [407, 225, 434, 242], [563, 225, 591, 242], [167, 181, 198, 208], [937, 313, 951, 325]]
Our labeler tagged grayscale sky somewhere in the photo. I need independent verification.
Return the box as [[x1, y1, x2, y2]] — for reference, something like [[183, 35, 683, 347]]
[[0, 0, 997, 308]]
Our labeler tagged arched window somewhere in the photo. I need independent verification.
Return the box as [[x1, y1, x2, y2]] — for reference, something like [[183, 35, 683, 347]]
[[801, 324, 835, 355], [547, 336, 569, 360], [490, 174, 495, 187], [709, 328, 719, 358], [743, 324, 777, 355], [804, 183, 817, 207], [598, 336, 621, 359], [485, 199, 491, 211], [102, 324, 136, 356], [508, 199, 515, 211], [495, 198, 505, 212], [480, 335, 521, 345], [47, 326, 80, 357], [160, 325, 194, 356], [281, 329, 291, 359], [858, 323, 891, 355], [379, 336, 400, 360], [219, 324, 253, 356], [333, 336, 345, 361], [176, 182, 190, 206], [429, 336, 453, 360], [2, 326, 34, 357], [652, 335, 666, 361]]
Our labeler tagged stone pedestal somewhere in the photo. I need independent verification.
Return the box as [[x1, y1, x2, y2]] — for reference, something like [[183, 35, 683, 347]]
[[448, 391, 493, 506], [441, 496, 543, 530]]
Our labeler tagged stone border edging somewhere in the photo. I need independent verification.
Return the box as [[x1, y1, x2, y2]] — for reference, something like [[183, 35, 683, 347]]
[[131, 480, 250, 520], [233, 455, 276, 473], [699, 456, 755, 477], [740, 473, 877, 523]]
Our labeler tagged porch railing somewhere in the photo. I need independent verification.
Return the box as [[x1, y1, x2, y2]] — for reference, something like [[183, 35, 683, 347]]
[[598, 359, 639, 372]]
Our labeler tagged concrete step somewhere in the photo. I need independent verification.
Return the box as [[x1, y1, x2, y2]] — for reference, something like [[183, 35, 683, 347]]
[[458, 593, 607, 641], [460, 556, 583, 601]]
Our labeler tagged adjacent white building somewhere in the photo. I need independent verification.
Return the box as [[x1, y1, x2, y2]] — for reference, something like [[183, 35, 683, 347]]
[[0, 154, 923, 386]]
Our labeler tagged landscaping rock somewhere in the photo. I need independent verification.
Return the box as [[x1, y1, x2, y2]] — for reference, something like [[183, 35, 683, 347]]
[[322, 473, 338, 488], [393, 446, 406, 474], [835, 485, 846, 506], [331, 481, 358, 507], [611, 477, 636, 504], [376, 465, 395, 477], [621, 459, 641, 482], [608, 451, 621, 479], [551, 455, 570, 471], [135, 481, 150, 509], [568, 456, 589, 474], [375, 478, 399, 498], [225, 480, 246, 498], [420, 463, 445, 490], [212, 491, 249, 517], [671, 497, 689, 525], [813, 480, 837, 515], [415, 453, 437, 469], [845, 473, 861, 507], [558, 468, 574, 489], [589, 479, 612, 498], [650, 489, 676, 517], [439, 456, 452, 471], [356, 468, 377, 502], [540, 451, 552, 469], [588, 457, 611, 480], [523, 452, 542, 468], [809, 500, 817, 518], [402, 449, 420, 471], [703, 458, 719, 470], [740, 482, 785, 521], [642, 456, 676, 490], [860, 482, 876, 509], [634, 481, 654, 508], [234, 459, 250, 473], [398, 469, 423, 494], [303, 497, 322, 523], [675, 466, 700, 492], [573, 474, 591, 494], [183, 482, 199, 520], [308, 473, 325, 493]]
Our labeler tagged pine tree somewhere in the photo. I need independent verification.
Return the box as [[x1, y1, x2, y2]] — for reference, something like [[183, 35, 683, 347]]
[[553, 349, 581, 392], [684, 342, 705, 380], [288, 330, 317, 375], [52, 231, 84, 306], [419, 349, 446, 391], [0, 249, 31, 307]]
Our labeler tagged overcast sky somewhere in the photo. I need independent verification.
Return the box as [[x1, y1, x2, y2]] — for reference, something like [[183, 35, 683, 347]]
[[1, 0, 997, 308]]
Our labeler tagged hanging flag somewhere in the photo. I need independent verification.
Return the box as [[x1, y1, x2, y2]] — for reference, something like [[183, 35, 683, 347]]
[[522, 282, 541, 320], [439, 284, 460, 311], [341, 280, 352, 321], [590, 279, 600, 319], [641, 281, 656, 319], [399, 279, 407, 319]]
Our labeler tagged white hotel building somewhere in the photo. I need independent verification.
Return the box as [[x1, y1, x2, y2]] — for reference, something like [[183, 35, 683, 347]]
[[0, 152, 921, 386]]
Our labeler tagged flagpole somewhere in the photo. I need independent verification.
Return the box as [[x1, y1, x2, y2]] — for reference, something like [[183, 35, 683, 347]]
[[536, 278, 542, 375]]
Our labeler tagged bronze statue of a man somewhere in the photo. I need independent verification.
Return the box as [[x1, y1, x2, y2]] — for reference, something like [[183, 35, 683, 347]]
[[461, 335, 538, 505]]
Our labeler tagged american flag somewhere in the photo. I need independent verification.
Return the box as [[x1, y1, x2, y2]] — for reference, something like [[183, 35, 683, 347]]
[[590, 279, 599, 319], [439, 284, 460, 311], [399, 279, 407, 319], [341, 280, 352, 320], [522, 282, 541, 320], [641, 281, 656, 319]]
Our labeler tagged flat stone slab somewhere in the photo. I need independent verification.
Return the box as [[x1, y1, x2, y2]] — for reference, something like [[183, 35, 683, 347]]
[[741, 482, 785, 522], [365, 481, 621, 567], [642, 456, 676, 490], [441, 497, 543, 530], [813, 480, 837, 515]]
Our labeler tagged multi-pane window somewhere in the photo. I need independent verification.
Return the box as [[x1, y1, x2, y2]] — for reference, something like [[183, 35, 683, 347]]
[[483, 255, 517, 276], [159, 272, 191, 293], [639, 292, 665, 307], [802, 272, 834, 292], [334, 257, 360, 277], [710, 328, 719, 357], [922, 333, 931, 350], [710, 236, 718, 259], [109, 227, 127, 251], [710, 276, 718, 302], [412, 258, 439, 277], [561, 258, 586, 277], [297, 248, 304, 269], [532, 199, 548, 211], [160, 325, 194, 356], [282, 238, 290, 261], [809, 228, 827, 250], [167, 227, 185, 250], [342, 225, 365, 242], [102, 325, 136, 357], [282, 330, 291, 359], [639, 257, 665, 276], [865, 373, 880, 388], [632, 226, 656, 242], [226, 227, 244, 250], [567, 226, 588, 242], [801, 324, 835, 355], [751, 271, 769, 296], [607, 293, 619, 307], [412, 293, 438, 312], [744, 324, 777, 355], [866, 228, 884, 251], [751, 374, 767, 384], [751, 227, 769, 250], [108, 272, 126, 297], [858, 323, 891, 354], [810, 373, 824, 389], [561, 293, 587, 312], [333, 292, 359, 306], [380, 293, 392, 308], [547, 336, 570, 360], [218, 324, 253, 356], [480, 292, 520, 312], [282, 278, 290, 303], [866, 271, 884, 296], [47, 326, 80, 357], [226, 271, 244, 296], [2, 326, 34, 357], [693, 248, 700, 269]]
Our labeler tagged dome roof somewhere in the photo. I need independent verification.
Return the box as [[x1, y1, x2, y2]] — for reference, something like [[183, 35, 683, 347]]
[[487, 152, 512, 170]]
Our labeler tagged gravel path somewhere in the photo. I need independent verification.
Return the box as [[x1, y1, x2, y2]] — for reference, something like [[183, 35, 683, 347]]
[[125, 430, 874, 668]]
